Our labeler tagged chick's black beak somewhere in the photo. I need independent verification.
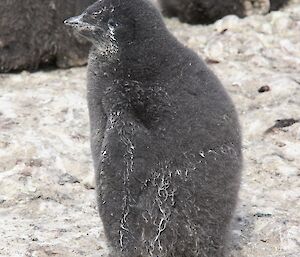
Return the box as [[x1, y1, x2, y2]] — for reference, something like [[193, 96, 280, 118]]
[[64, 14, 84, 28], [64, 14, 96, 34]]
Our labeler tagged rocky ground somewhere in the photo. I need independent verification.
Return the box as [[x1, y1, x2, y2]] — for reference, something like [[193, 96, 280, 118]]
[[0, 1, 299, 256]]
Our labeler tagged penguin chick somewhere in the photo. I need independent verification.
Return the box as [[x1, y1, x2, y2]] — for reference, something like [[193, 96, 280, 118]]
[[65, 1, 242, 257]]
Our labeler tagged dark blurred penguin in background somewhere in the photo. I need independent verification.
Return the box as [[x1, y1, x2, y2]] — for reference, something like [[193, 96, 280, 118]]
[[158, 0, 290, 24], [158, 0, 245, 24], [270, 0, 289, 10], [0, 0, 95, 72]]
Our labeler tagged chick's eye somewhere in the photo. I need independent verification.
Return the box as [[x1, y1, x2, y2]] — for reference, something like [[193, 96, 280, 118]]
[[108, 19, 117, 28]]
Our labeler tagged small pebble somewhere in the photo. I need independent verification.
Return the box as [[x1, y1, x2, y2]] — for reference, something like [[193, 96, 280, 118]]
[[258, 85, 271, 93]]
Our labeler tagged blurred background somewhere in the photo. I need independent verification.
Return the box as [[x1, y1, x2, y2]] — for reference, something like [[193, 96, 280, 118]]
[[0, 0, 299, 256]]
